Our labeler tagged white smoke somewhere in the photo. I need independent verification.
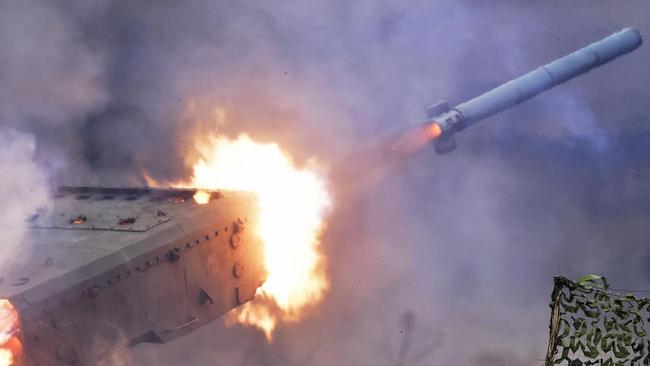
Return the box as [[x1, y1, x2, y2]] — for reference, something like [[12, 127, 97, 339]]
[[0, 129, 49, 270]]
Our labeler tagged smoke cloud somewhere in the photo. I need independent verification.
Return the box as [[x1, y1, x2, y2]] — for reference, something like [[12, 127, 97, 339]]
[[0, 2, 107, 126], [1, 0, 650, 365]]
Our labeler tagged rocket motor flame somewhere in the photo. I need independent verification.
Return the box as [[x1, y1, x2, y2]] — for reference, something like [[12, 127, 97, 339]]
[[389, 122, 442, 157], [186, 134, 331, 339], [0, 300, 21, 366]]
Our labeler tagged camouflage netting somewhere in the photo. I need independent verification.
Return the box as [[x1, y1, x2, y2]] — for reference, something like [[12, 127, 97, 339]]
[[545, 275, 650, 366]]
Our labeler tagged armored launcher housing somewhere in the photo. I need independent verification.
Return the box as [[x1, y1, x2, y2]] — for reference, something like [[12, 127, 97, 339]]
[[0, 187, 265, 365]]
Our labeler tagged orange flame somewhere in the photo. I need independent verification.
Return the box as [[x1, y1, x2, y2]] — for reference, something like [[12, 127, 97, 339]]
[[390, 122, 442, 157], [185, 134, 331, 339], [193, 190, 211, 204], [0, 300, 21, 366]]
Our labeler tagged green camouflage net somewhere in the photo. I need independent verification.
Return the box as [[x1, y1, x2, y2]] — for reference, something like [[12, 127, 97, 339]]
[[545, 275, 650, 366]]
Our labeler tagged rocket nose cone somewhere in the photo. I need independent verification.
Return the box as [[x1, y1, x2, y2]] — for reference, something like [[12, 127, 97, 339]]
[[621, 27, 643, 48]]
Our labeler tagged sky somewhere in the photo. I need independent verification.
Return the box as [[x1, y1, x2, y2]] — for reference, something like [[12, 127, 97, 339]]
[[1, 1, 650, 365]]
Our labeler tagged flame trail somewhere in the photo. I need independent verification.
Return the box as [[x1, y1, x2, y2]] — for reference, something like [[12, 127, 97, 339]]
[[184, 134, 331, 339]]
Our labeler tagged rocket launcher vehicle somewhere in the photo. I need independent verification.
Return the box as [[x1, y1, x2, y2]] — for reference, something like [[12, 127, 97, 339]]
[[401, 28, 642, 155], [0, 187, 265, 365]]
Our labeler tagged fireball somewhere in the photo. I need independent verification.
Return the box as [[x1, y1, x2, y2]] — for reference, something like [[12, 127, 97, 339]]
[[185, 134, 331, 339]]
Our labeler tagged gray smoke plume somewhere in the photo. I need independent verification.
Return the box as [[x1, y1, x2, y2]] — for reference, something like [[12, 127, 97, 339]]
[[0, 0, 106, 270], [1, 0, 650, 365]]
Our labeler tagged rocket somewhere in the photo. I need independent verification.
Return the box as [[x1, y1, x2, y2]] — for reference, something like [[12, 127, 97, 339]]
[[393, 28, 643, 155]]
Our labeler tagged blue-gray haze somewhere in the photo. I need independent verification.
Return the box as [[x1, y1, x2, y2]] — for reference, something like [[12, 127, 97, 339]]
[[1, 1, 649, 364]]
